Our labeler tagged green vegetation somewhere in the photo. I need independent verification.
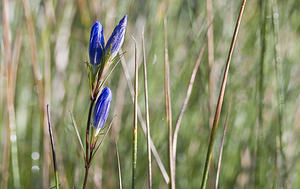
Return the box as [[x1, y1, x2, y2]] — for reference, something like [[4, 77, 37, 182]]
[[1, 0, 300, 188]]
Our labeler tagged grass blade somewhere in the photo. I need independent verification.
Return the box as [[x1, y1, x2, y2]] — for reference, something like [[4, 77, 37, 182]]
[[69, 111, 85, 158], [90, 119, 114, 160], [115, 141, 123, 189], [173, 42, 206, 161], [142, 31, 152, 189], [132, 37, 138, 189], [215, 104, 231, 189], [200, 1, 247, 188], [164, 17, 175, 189]]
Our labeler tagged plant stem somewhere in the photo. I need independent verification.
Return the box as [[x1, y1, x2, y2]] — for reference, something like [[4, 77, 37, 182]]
[[200, 0, 247, 188], [132, 38, 138, 189], [164, 18, 175, 189], [215, 104, 231, 189], [173, 42, 206, 162], [46, 105, 60, 189], [142, 31, 152, 189], [82, 99, 96, 189], [83, 166, 90, 189]]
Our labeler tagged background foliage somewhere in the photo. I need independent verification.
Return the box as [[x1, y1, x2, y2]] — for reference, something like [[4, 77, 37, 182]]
[[1, 0, 300, 188]]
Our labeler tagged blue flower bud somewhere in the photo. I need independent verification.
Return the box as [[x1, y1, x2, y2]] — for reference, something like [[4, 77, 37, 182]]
[[105, 15, 127, 60], [93, 87, 112, 134], [89, 21, 105, 65]]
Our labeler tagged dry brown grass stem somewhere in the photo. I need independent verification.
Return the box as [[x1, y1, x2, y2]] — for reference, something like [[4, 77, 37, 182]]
[[142, 31, 152, 189], [173, 42, 207, 161], [164, 17, 175, 189], [215, 104, 231, 189], [115, 141, 123, 189]]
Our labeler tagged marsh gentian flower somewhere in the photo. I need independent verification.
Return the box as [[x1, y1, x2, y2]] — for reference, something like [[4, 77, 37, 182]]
[[89, 21, 105, 65], [105, 15, 127, 60], [93, 87, 112, 135]]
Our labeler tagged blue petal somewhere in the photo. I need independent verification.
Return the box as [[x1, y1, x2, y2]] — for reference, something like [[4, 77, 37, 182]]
[[105, 15, 127, 59], [89, 21, 105, 65], [93, 87, 112, 130]]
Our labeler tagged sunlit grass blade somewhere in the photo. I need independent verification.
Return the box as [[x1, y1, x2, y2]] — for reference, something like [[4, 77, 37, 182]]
[[215, 104, 231, 189], [200, 1, 247, 188], [164, 17, 175, 189], [142, 30, 152, 189], [115, 141, 123, 189], [69, 111, 85, 159], [173, 41, 206, 161], [90, 118, 114, 160], [132, 37, 138, 189]]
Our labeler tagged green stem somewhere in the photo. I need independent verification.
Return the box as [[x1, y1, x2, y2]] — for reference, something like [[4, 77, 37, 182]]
[[55, 171, 60, 189], [82, 99, 96, 189]]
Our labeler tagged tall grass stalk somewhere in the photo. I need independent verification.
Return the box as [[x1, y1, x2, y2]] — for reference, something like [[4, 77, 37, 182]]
[[132, 38, 138, 189], [206, 0, 215, 128], [200, 0, 247, 188], [142, 31, 152, 189], [215, 105, 231, 189], [164, 18, 175, 189], [120, 50, 170, 183], [173, 42, 207, 161], [46, 105, 60, 189], [206, 0, 216, 186], [115, 141, 123, 189]]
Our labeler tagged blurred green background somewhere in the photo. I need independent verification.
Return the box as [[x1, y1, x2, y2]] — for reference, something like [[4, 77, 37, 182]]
[[1, 0, 300, 188]]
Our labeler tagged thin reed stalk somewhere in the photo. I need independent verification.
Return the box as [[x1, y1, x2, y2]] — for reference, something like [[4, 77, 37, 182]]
[[120, 50, 170, 183], [206, 0, 215, 127], [206, 1, 216, 186], [115, 141, 123, 189], [173, 42, 207, 162], [132, 38, 138, 189], [200, 1, 247, 188], [164, 18, 175, 189], [215, 105, 231, 189], [46, 105, 60, 189], [142, 31, 152, 189]]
